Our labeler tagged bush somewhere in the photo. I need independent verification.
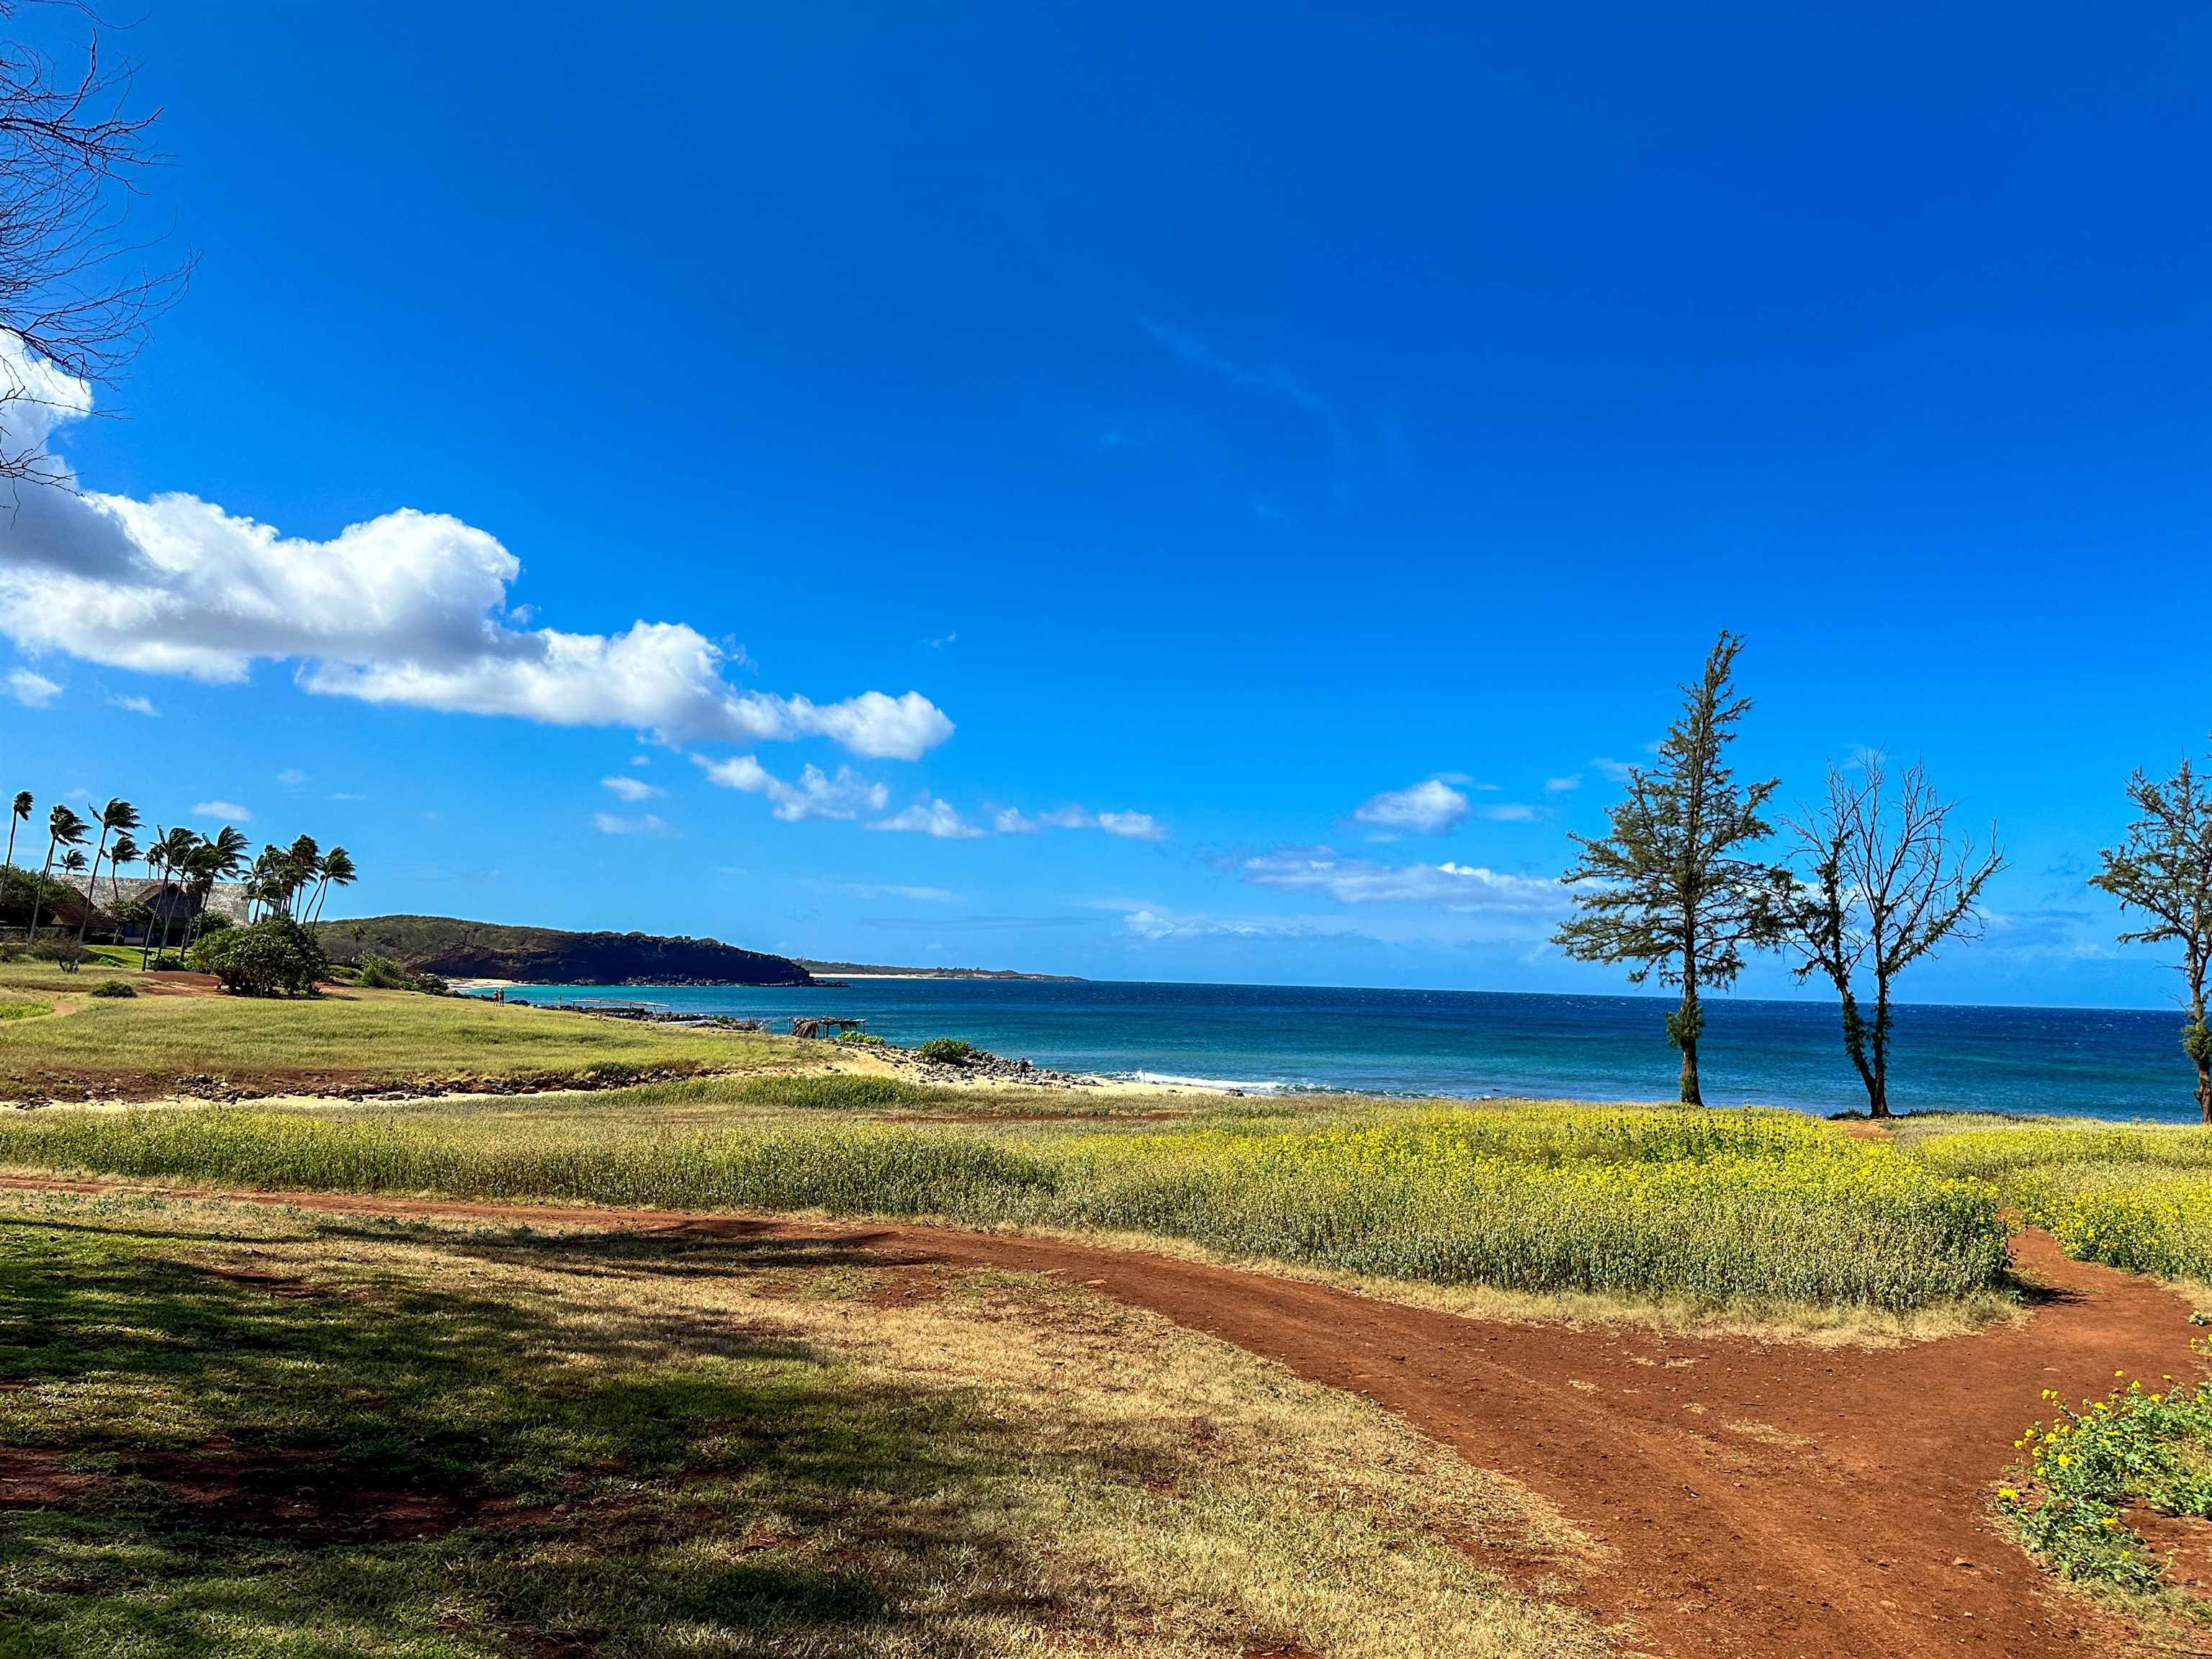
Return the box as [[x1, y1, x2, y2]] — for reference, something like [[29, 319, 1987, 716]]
[[834, 1028, 887, 1047], [354, 953, 415, 990], [187, 915, 328, 997], [87, 979, 138, 999], [917, 1037, 976, 1065], [415, 971, 451, 997]]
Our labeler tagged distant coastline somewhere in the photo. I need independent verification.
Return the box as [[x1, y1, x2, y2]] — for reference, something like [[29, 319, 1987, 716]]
[[796, 959, 1082, 983]]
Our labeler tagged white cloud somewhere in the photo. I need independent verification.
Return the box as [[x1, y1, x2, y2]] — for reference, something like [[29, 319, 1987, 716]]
[[838, 882, 958, 903], [107, 693, 158, 716], [871, 799, 984, 840], [331, 791, 368, 801], [1096, 810, 1164, 840], [1121, 907, 1355, 942], [192, 800, 252, 821], [628, 753, 651, 767], [695, 753, 886, 823], [593, 811, 667, 835], [1242, 848, 1561, 913], [276, 767, 307, 785], [1482, 802, 1543, 823], [5, 668, 58, 707], [1544, 775, 1581, 794], [601, 774, 662, 803], [0, 337, 952, 760], [1353, 778, 1468, 835], [1014, 804, 1168, 840], [1591, 757, 1637, 784]]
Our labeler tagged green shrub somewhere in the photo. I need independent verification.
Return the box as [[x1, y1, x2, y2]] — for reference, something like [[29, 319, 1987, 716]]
[[917, 1037, 976, 1065], [354, 953, 415, 990], [187, 916, 328, 998], [87, 979, 138, 999], [834, 1028, 887, 1047]]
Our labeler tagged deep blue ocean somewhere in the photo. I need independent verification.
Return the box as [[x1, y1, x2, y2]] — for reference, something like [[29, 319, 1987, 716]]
[[461, 978, 2211, 1123]]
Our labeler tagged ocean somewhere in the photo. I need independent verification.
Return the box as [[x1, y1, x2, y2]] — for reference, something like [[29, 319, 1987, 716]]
[[461, 977, 2209, 1123]]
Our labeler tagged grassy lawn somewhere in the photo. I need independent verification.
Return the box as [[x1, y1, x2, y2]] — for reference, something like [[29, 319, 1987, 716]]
[[0, 968, 808, 1099], [0, 1187, 1604, 1658]]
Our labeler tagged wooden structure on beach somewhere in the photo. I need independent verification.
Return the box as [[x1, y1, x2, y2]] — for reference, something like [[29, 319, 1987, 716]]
[[791, 1016, 867, 1040]]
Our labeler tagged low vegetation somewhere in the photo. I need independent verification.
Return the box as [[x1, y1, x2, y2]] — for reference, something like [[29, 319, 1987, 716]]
[[0, 1186, 1604, 1658], [0, 1101, 2007, 1312], [2000, 1359, 2212, 1630], [1905, 1119, 2212, 1281]]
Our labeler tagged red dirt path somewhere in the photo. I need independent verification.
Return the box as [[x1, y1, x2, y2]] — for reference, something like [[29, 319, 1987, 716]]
[[5, 1174, 2197, 1658]]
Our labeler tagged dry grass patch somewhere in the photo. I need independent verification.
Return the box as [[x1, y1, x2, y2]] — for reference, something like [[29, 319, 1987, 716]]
[[0, 1187, 1609, 1658]]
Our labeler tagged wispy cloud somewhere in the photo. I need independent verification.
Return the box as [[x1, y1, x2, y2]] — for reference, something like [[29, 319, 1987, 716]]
[[1000, 804, 1166, 840], [1120, 905, 1360, 942], [1544, 775, 1581, 794], [593, 811, 667, 836], [276, 767, 307, 785], [871, 799, 984, 840], [601, 774, 662, 803], [108, 693, 158, 716], [5, 668, 58, 707], [1241, 848, 1561, 914], [1136, 316, 1353, 503], [1590, 757, 1638, 784], [695, 754, 886, 823], [192, 799, 251, 821], [837, 881, 958, 903]]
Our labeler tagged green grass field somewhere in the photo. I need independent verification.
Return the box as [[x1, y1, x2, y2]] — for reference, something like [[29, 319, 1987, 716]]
[[0, 963, 805, 1099]]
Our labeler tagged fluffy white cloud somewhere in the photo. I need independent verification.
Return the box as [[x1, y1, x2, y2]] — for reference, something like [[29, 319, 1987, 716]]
[[108, 693, 158, 716], [0, 338, 952, 760], [695, 753, 887, 823], [593, 811, 667, 835], [871, 799, 984, 839], [1354, 778, 1468, 835], [601, 774, 662, 803], [1242, 848, 1560, 913], [192, 800, 251, 821], [994, 808, 1035, 833], [6, 668, 59, 706]]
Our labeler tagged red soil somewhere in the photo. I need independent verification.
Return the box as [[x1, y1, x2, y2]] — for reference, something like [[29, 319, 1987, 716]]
[[4, 1174, 2195, 1658]]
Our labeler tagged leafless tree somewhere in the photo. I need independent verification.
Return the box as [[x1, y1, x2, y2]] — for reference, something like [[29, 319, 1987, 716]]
[[2091, 751, 2212, 1122], [1785, 757, 2004, 1118], [0, 1, 186, 486]]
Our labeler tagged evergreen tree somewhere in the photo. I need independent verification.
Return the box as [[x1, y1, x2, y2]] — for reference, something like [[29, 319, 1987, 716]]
[[1554, 631, 1788, 1104]]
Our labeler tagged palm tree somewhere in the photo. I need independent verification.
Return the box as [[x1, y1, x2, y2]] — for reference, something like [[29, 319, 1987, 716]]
[[309, 845, 356, 925], [25, 803, 87, 942], [76, 798, 140, 949], [106, 832, 140, 905], [1, 791, 27, 933], [287, 836, 321, 917], [148, 826, 198, 968], [184, 825, 248, 944]]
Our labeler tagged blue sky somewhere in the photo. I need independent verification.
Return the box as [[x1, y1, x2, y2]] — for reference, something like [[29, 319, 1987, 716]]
[[2, 2, 2208, 1005]]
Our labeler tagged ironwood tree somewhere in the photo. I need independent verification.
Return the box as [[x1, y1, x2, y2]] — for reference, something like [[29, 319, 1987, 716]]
[[1784, 757, 2002, 1118], [2092, 750, 2212, 1122], [1554, 631, 1789, 1105]]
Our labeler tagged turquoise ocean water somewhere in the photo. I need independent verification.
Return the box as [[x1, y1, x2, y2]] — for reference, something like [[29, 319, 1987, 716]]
[[464, 978, 2210, 1123]]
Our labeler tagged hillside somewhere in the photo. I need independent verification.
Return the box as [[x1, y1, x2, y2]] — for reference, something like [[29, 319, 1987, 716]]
[[319, 915, 813, 986]]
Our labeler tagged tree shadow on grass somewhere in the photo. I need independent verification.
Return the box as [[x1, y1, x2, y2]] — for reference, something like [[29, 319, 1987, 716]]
[[0, 1210, 1067, 1658]]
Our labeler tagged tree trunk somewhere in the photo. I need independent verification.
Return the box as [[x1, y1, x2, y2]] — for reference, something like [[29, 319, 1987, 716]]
[[1867, 978, 1895, 1119], [1835, 987, 1882, 1115], [1, 820, 14, 937], [1674, 967, 1704, 1105], [25, 841, 54, 941], [73, 828, 109, 948]]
